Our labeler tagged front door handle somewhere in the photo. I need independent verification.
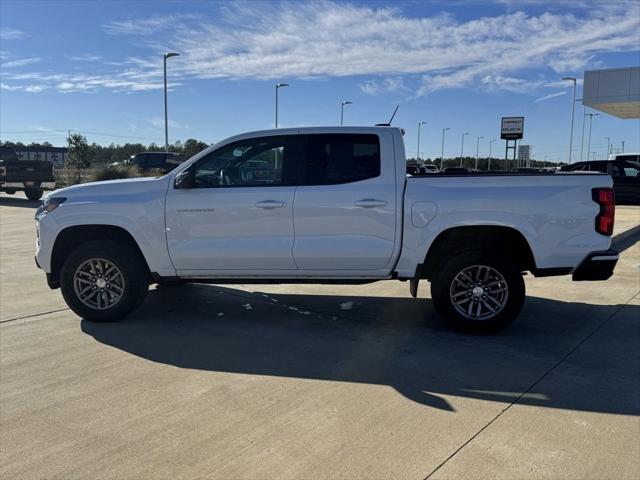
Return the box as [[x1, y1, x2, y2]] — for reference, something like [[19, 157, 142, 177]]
[[255, 200, 287, 209], [354, 199, 387, 208]]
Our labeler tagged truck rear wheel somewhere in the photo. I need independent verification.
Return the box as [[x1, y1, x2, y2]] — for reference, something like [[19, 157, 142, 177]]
[[25, 188, 43, 201], [431, 250, 525, 332], [60, 240, 149, 322]]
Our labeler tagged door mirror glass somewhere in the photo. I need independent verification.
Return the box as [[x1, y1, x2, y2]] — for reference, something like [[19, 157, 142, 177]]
[[174, 169, 194, 189]]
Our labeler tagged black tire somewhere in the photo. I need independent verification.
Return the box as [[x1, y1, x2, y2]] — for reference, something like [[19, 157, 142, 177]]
[[25, 188, 43, 201], [430, 249, 525, 333], [60, 240, 149, 322], [3, 189, 16, 195]]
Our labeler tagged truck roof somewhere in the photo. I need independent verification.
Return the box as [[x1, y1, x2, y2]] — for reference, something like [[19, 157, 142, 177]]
[[212, 126, 403, 149]]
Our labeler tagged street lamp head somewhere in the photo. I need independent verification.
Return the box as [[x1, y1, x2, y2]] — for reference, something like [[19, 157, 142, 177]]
[[342, 100, 352, 106], [164, 52, 180, 59], [443, 127, 450, 131], [419, 121, 427, 125], [562, 76, 576, 82], [276, 83, 289, 88]]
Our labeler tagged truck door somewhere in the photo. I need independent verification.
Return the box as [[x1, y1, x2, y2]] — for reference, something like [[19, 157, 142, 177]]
[[165, 135, 300, 273], [292, 132, 398, 271]]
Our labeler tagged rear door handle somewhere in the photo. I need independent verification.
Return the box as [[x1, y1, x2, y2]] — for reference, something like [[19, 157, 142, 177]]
[[354, 199, 387, 208], [255, 200, 287, 209]]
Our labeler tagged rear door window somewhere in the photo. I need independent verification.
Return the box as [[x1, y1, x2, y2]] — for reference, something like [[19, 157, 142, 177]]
[[145, 154, 166, 169], [298, 134, 380, 185], [623, 162, 639, 177]]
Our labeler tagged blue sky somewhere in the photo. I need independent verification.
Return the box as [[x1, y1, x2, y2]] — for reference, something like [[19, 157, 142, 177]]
[[1, 0, 639, 161]]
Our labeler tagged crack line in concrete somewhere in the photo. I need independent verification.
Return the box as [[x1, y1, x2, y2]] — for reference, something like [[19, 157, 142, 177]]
[[0, 308, 70, 324]]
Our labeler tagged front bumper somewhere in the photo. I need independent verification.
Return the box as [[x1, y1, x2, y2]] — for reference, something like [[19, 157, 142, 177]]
[[572, 249, 619, 281], [1, 181, 56, 190]]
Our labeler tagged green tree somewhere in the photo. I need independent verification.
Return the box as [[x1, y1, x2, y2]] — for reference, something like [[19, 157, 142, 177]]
[[66, 133, 91, 183], [183, 138, 209, 159]]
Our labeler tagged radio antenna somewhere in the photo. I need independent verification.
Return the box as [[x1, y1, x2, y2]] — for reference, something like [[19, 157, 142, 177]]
[[375, 105, 399, 126]]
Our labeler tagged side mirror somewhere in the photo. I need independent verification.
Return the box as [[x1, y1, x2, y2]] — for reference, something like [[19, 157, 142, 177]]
[[174, 169, 195, 189]]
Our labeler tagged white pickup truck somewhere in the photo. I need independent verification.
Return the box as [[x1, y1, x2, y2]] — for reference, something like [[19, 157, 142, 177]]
[[35, 127, 619, 331]]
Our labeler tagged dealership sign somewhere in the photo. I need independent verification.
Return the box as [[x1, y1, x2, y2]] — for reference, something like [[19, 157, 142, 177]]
[[501, 117, 524, 140]]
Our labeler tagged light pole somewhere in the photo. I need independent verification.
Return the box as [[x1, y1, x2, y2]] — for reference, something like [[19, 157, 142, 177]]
[[474, 136, 484, 170], [579, 106, 587, 161], [562, 77, 577, 163], [340, 100, 352, 126], [275, 83, 289, 128], [586, 113, 600, 160], [459, 132, 468, 167], [163, 52, 179, 153], [488, 138, 497, 171], [416, 121, 427, 163], [604, 137, 611, 157], [440, 128, 450, 170]]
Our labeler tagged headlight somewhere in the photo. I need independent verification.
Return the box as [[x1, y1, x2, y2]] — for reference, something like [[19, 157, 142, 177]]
[[42, 197, 66, 214]]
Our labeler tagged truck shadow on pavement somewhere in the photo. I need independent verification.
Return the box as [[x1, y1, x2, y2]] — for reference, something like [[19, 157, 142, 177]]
[[81, 284, 639, 416], [0, 196, 40, 208]]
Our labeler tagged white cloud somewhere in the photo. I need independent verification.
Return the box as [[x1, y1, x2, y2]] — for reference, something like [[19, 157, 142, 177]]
[[24, 85, 45, 93], [102, 14, 197, 35], [5, 1, 639, 95], [358, 77, 409, 96], [534, 91, 567, 103], [69, 54, 103, 62], [160, 1, 639, 93], [1, 82, 21, 91], [0, 28, 28, 40], [146, 117, 191, 129], [1, 57, 41, 68]]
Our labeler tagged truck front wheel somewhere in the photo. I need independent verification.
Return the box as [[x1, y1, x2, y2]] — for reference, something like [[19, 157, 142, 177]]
[[60, 240, 149, 322], [25, 188, 43, 201], [431, 250, 525, 332]]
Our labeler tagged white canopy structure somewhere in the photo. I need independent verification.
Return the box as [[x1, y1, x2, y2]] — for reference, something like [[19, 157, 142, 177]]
[[582, 67, 640, 119]]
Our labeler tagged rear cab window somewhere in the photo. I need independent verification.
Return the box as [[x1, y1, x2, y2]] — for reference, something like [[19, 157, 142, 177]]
[[298, 133, 381, 185]]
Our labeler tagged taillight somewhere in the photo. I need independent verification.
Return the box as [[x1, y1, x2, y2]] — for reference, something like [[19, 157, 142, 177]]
[[592, 188, 615, 236]]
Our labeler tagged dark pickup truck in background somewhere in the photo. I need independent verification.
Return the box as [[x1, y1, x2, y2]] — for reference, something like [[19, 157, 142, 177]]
[[560, 159, 640, 205], [0, 146, 56, 201], [109, 151, 184, 174]]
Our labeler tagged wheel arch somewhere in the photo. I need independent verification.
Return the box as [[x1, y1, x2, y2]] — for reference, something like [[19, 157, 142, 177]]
[[50, 225, 150, 287], [420, 225, 536, 281]]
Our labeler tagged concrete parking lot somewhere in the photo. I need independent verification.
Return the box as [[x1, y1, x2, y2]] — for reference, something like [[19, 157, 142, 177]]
[[1, 191, 639, 480]]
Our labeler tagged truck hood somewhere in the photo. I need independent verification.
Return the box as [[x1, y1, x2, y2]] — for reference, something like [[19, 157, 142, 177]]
[[47, 176, 168, 200]]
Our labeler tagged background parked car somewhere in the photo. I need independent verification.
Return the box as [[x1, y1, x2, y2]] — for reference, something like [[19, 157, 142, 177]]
[[560, 159, 640, 205], [443, 167, 470, 174], [609, 152, 640, 162], [110, 152, 184, 174], [406, 164, 421, 175]]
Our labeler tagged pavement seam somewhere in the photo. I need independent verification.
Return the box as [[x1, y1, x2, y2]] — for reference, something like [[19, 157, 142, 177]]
[[0, 307, 70, 324], [422, 291, 639, 480]]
